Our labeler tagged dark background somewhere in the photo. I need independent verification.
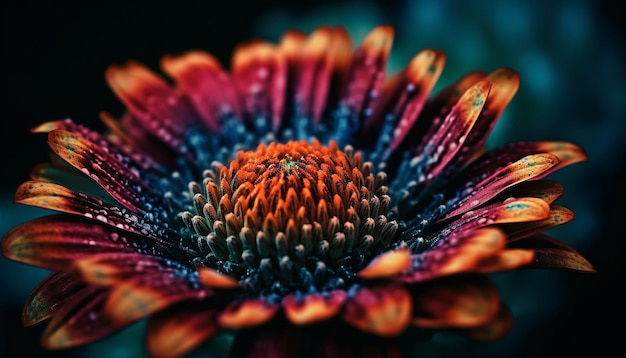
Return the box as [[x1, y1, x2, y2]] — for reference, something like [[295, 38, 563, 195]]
[[2, 0, 624, 357]]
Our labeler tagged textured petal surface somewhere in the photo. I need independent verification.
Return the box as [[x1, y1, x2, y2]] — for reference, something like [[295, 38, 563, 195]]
[[103, 268, 210, 325], [218, 298, 279, 329], [47, 129, 149, 213], [2, 215, 148, 270], [401, 228, 506, 283], [22, 271, 85, 326], [283, 290, 347, 325], [41, 286, 116, 349], [146, 303, 219, 358], [341, 284, 412, 337], [411, 274, 501, 328], [509, 234, 595, 272]]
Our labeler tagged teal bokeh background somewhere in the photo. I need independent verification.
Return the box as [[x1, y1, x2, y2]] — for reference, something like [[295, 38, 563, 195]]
[[2, 0, 623, 357]]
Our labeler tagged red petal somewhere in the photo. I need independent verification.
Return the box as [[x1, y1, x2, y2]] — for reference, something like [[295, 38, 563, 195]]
[[282, 26, 352, 125], [357, 247, 412, 279], [161, 50, 242, 133], [22, 271, 85, 326], [283, 290, 347, 325], [2, 215, 141, 270], [509, 234, 595, 272], [447, 68, 520, 169], [474, 249, 535, 273], [218, 298, 278, 329], [104, 270, 210, 325], [385, 49, 446, 153], [75, 253, 169, 285], [197, 266, 241, 289], [411, 274, 501, 329], [232, 41, 287, 132], [495, 179, 564, 205], [41, 286, 119, 349], [400, 228, 506, 283], [444, 153, 560, 219], [14, 181, 157, 238], [146, 303, 219, 358], [341, 284, 412, 337], [455, 303, 513, 341], [415, 80, 491, 183], [105, 61, 195, 153], [337, 25, 393, 129], [502, 205, 575, 241], [47, 129, 149, 213]]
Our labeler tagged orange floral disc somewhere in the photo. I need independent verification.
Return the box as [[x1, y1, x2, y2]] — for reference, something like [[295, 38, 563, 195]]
[[179, 139, 399, 294]]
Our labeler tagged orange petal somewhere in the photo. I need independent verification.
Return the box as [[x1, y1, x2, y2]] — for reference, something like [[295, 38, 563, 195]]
[[411, 274, 500, 329], [197, 267, 241, 289], [357, 247, 412, 279], [474, 249, 535, 273], [218, 298, 278, 329], [456, 303, 513, 341], [147, 305, 219, 358], [342, 284, 412, 337], [283, 290, 346, 325]]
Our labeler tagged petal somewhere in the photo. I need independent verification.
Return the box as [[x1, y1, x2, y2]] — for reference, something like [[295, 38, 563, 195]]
[[332, 25, 394, 143], [440, 197, 552, 241], [75, 253, 170, 285], [22, 271, 85, 326], [444, 153, 560, 219], [197, 267, 241, 289], [281, 26, 353, 125], [232, 40, 287, 132], [374, 49, 445, 154], [459, 141, 586, 187], [41, 286, 118, 349], [2, 215, 144, 270], [104, 269, 210, 325], [14, 181, 160, 238], [509, 234, 595, 272], [47, 129, 149, 213], [105, 61, 196, 153], [447, 68, 520, 169], [411, 274, 501, 329], [146, 303, 219, 358], [357, 247, 412, 279], [161, 50, 242, 133], [341, 284, 412, 337], [218, 298, 278, 329], [456, 303, 513, 341], [283, 290, 347, 325], [502, 205, 575, 241], [401, 228, 506, 283], [474, 249, 535, 273], [411, 80, 491, 185], [495, 179, 564, 205]]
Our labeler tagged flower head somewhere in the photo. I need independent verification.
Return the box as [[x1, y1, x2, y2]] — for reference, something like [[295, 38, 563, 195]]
[[2, 25, 594, 357]]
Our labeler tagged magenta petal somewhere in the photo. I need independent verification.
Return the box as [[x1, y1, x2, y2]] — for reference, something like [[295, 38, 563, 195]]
[[162, 51, 242, 133], [444, 153, 560, 219], [339, 26, 393, 128], [104, 268, 211, 325], [2, 215, 159, 270], [22, 271, 85, 326], [232, 41, 287, 132], [41, 286, 120, 349], [105, 61, 196, 153], [14, 181, 159, 238], [509, 234, 595, 272], [47, 129, 150, 213]]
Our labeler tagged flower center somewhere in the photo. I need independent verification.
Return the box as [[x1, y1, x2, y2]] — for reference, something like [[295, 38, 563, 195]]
[[179, 140, 399, 296]]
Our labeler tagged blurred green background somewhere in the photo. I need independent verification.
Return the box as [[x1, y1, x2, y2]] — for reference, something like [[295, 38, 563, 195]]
[[2, 0, 624, 357]]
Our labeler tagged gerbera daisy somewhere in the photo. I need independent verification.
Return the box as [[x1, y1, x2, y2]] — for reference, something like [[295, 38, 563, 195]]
[[2, 25, 594, 357]]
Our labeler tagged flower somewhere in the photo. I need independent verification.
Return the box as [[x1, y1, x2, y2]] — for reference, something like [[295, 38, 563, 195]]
[[2, 25, 594, 357]]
